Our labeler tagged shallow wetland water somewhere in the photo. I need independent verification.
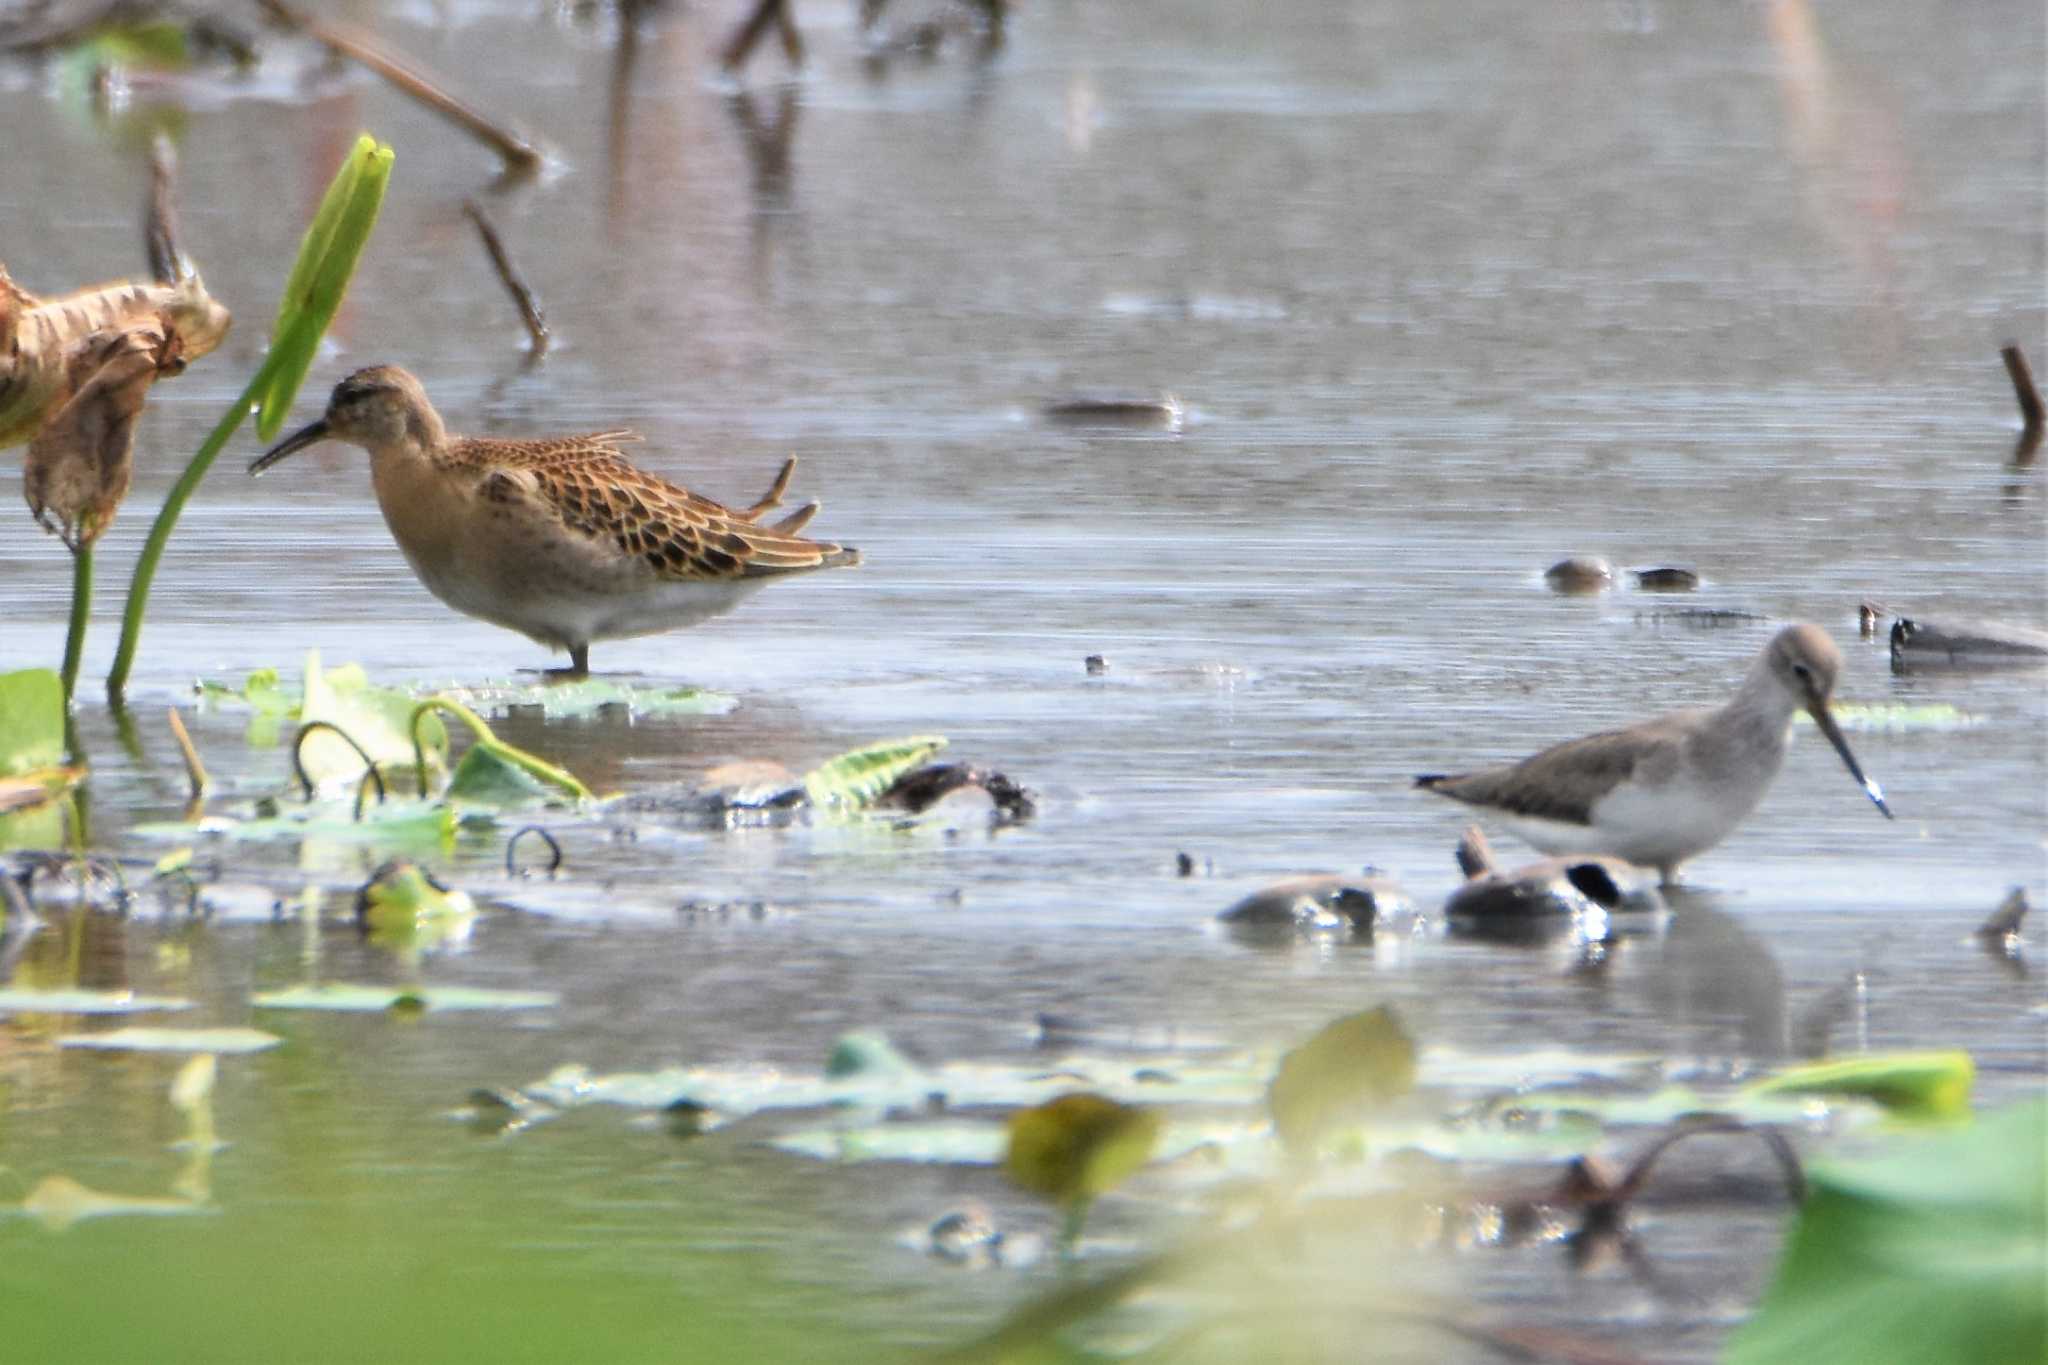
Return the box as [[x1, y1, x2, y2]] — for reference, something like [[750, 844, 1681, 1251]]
[[0, 1, 2044, 1360]]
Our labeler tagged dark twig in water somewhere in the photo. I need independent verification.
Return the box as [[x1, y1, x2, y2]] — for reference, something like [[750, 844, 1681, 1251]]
[[1593, 1115, 1806, 1211], [505, 825, 564, 878], [2003, 343, 2043, 463], [291, 720, 388, 815], [166, 707, 207, 800], [720, 0, 803, 74], [144, 134, 186, 284], [462, 200, 550, 356], [257, 0, 543, 172]]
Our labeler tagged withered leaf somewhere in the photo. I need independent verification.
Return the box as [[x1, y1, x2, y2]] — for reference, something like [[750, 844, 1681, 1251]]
[[24, 324, 167, 550]]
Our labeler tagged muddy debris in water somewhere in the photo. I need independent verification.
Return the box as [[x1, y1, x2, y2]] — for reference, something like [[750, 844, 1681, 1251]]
[[1975, 888, 2027, 963], [1635, 607, 1769, 628], [1217, 872, 1415, 941], [1543, 556, 1613, 594], [913, 1204, 1024, 1269], [675, 898, 781, 923], [1631, 567, 1700, 592], [875, 763, 1035, 826], [1888, 615, 2048, 672], [1040, 393, 1184, 433], [1084, 654, 1107, 676], [1174, 851, 1212, 877], [2003, 342, 2042, 463], [1442, 827, 1660, 938]]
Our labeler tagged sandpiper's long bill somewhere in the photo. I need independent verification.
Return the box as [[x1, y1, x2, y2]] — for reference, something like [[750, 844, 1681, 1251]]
[[251, 365, 858, 676], [1416, 624, 1891, 884]]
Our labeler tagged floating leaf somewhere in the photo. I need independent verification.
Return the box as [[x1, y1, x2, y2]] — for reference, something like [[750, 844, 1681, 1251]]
[[1728, 1098, 2046, 1365], [0, 670, 65, 776], [1739, 1051, 1974, 1123], [252, 983, 557, 1013], [825, 1031, 923, 1080], [59, 1027, 280, 1054], [438, 678, 738, 721], [1267, 1006, 1417, 1152], [0, 989, 192, 1015], [134, 799, 472, 854], [1004, 1093, 1161, 1207], [1800, 704, 1982, 733], [775, 1121, 1008, 1166], [802, 735, 949, 808]]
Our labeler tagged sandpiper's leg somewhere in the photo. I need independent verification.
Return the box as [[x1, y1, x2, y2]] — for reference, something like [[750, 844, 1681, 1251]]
[[544, 644, 591, 680]]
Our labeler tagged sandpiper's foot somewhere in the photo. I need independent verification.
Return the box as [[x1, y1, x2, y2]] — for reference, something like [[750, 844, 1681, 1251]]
[[541, 644, 591, 681]]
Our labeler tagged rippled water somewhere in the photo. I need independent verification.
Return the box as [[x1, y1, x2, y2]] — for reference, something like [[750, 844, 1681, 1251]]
[[1, 0, 2043, 1358]]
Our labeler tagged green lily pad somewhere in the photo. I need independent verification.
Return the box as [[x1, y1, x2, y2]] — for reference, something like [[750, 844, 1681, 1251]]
[[1729, 1097, 2046, 1365], [438, 678, 738, 721], [58, 1027, 281, 1054], [196, 667, 296, 746], [252, 983, 558, 1013], [135, 800, 474, 854], [0, 990, 193, 1015], [802, 735, 948, 808]]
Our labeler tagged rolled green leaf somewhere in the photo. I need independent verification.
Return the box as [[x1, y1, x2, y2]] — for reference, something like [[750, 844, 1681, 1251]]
[[255, 136, 394, 439]]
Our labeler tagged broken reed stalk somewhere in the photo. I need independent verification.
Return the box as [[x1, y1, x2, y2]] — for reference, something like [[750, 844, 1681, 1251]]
[[462, 200, 550, 355], [166, 707, 207, 799], [721, 0, 803, 73], [257, 0, 541, 172], [144, 134, 184, 284], [2002, 343, 2042, 462]]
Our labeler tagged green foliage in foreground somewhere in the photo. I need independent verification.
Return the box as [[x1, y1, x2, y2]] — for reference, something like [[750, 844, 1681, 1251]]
[[0, 670, 64, 775], [1729, 1097, 2046, 1365]]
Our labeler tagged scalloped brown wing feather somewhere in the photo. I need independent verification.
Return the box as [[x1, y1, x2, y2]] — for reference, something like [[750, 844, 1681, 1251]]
[[450, 435, 856, 583]]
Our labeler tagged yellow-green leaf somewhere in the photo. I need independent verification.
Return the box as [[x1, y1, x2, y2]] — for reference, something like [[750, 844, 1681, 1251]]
[[1739, 1051, 1975, 1123], [1003, 1092, 1160, 1206], [1266, 1005, 1417, 1152]]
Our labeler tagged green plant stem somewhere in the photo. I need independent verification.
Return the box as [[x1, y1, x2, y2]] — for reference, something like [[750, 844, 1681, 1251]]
[[409, 696, 593, 801], [104, 372, 264, 704], [59, 542, 93, 704]]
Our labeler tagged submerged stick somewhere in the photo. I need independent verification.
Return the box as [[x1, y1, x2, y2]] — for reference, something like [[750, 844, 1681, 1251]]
[[2003, 343, 2042, 462], [461, 200, 550, 356], [166, 707, 207, 800], [721, 0, 804, 73], [145, 134, 185, 284], [257, 0, 542, 172]]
